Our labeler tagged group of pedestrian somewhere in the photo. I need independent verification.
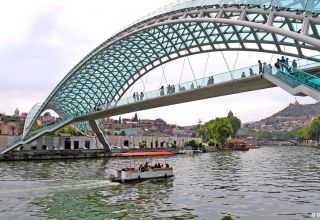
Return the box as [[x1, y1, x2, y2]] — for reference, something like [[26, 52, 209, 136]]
[[160, 85, 176, 96], [207, 76, 214, 85], [133, 91, 144, 102], [274, 56, 297, 73], [258, 60, 271, 75], [166, 84, 176, 95], [178, 85, 186, 92]]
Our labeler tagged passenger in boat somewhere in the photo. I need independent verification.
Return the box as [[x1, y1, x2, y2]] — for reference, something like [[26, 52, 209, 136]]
[[139, 164, 143, 171], [166, 163, 169, 168], [144, 162, 150, 171]]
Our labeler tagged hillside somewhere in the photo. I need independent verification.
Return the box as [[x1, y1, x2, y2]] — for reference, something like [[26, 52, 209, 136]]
[[272, 102, 320, 118], [248, 101, 320, 131]]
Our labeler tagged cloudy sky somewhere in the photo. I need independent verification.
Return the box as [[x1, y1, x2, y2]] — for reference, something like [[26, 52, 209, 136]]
[[0, 0, 317, 126]]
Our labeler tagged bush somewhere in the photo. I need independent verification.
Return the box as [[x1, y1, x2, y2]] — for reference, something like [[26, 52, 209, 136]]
[[31, 146, 37, 150], [139, 142, 146, 148], [184, 139, 202, 148], [208, 139, 216, 146]]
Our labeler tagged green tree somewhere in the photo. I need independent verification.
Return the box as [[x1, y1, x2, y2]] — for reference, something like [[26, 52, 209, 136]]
[[49, 126, 82, 136], [139, 142, 146, 148], [203, 118, 233, 146], [208, 139, 217, 146], [119, 130, 126, 136], [3, 116, 17, 122], [296, 127, 309, 141], [184, 139, 202, 148], [308, 117, 320, 141], [227, 115, 241, 138]]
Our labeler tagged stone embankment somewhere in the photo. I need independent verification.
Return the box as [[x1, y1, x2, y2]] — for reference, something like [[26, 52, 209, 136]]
[[0, 148, 181, 161]]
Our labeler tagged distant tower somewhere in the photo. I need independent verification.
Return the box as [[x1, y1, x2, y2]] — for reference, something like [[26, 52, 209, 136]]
[[14, 108, 19, 117], [294, 98, 300, 106], [228, 110, 234, 118]]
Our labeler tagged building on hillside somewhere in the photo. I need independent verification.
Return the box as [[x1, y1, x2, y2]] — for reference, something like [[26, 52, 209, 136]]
[[14, 108, 20, 117], [0, 121, 22, 136], [289, 98, 300, 107], [154, 118, 166, 131], [36, 113, 56, 127], [20, 112, 28, 122]]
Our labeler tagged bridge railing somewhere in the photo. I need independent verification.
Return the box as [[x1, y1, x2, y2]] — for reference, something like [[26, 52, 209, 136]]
[[296, 55, 320, 70], [105, 64, 262, 109]]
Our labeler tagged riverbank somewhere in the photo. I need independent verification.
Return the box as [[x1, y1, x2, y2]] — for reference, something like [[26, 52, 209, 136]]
[[0, 145, 256, 161], [299, 142, 320, 148], [0, 148, 181, 161]]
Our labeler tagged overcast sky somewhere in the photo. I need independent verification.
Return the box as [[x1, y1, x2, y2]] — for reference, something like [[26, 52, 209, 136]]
[[0, 0, 317, 126]]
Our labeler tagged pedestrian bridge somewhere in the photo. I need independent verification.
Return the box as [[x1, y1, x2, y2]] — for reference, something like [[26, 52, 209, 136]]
[[3, 60, 320, 154], [2, 0, 320, 154]]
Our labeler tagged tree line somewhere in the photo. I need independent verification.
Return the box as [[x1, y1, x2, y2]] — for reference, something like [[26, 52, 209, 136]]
[[250, 116, 320, 142], [296, 116, 320, 142]]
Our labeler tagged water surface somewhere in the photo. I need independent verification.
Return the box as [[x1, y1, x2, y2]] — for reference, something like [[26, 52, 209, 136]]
[[1, 146, 320, 219]]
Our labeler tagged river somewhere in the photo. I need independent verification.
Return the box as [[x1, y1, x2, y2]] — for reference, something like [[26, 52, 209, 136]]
[[0, 145, 320, 220]]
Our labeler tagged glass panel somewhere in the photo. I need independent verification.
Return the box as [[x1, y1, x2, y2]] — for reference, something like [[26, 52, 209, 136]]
[[272, 0, 307, 10], [305, 0, 320, 12]]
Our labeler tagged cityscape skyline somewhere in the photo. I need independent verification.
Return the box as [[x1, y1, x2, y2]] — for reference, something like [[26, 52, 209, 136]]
[[0, 0, 317, 126]]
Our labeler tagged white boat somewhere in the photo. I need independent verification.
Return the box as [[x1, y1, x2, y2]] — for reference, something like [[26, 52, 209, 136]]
[[109, 164, 174, 183]]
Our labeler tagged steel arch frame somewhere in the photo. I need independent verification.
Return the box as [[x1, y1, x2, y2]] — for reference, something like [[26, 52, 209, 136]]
[[23, 3, 320, 136]]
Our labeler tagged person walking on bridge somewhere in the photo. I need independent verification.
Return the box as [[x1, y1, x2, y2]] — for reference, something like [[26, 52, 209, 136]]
[[258, 60, 263, 74], [133, 92, 136, 102], [292, 59, 297, 71], [160, 86, 164, 96]]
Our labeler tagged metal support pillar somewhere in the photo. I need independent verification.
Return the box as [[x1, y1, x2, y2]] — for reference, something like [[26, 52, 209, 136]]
[[89, 120, 111, 152]]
